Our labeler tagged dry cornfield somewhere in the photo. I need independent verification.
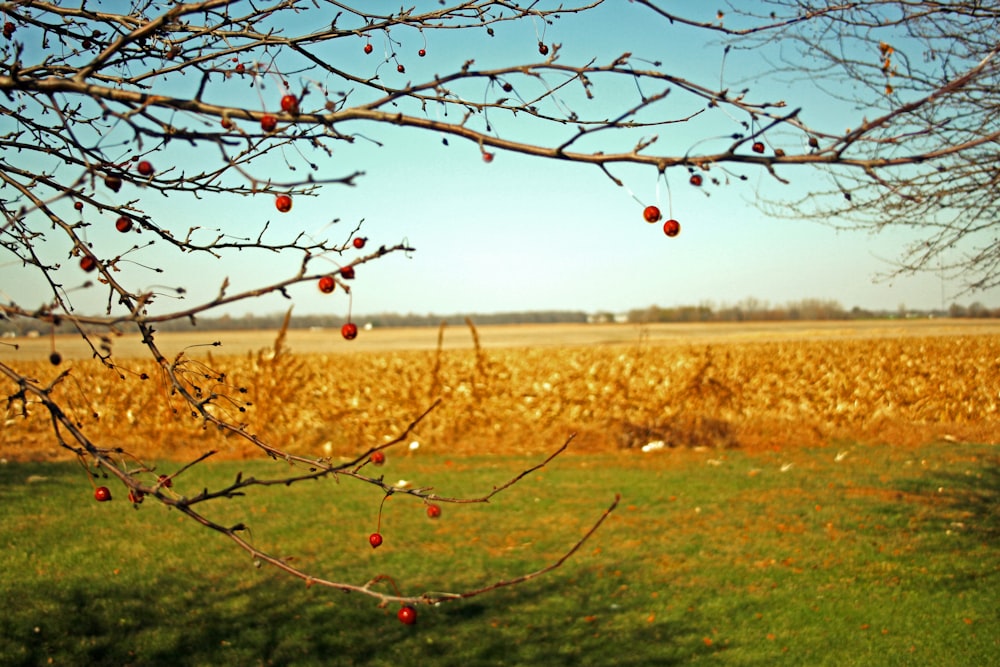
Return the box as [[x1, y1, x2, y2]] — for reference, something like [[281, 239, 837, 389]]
[[3, 322, 998, 461]]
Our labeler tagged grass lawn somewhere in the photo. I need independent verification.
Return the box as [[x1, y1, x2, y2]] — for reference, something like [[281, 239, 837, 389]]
[[0, 442, 996, 666]]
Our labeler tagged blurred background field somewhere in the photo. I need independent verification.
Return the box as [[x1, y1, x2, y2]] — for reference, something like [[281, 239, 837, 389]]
[[3, 319, 998, 462], [2, 320, 997, 665]]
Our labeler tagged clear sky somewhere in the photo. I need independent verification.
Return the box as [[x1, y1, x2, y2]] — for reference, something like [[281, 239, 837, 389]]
[[5, 2, 996, 321]]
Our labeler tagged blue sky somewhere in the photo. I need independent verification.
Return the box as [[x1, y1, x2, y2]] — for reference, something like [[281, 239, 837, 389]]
[[4, 2, 995, 321]]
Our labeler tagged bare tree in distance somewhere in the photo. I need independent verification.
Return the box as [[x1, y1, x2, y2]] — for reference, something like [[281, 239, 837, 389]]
[[0, 1, 996, 618], [701, 1, 999, 291]]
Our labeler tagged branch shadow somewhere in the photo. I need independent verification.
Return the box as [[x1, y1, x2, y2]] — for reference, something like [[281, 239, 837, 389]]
[[0, 572, 719, 666]]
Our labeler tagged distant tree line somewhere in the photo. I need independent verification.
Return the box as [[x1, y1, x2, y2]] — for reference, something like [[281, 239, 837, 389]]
[[628, 298, 1000, 323], [3, 300, 999, 337]]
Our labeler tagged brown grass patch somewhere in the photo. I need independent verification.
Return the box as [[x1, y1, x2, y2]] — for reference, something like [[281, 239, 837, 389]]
[[3, 323, 999, 461]]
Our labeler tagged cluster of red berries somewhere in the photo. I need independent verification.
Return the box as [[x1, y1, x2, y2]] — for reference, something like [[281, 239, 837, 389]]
[[641, 205, 681, 238]]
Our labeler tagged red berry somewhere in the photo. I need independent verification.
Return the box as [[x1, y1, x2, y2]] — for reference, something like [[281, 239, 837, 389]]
[[80, 255, 97, 272], [398, 606, 417, 625], [221, 117, 233, 129], [642, 205, 661, 223], [482, 152, 494, 163], [689, 174, 703, 187], [49, 351, 62, 366], [157, 474, 173, 488], [538, 42, 549, 55], [3, 22, 14, 39], [501, 82, 513, 93], [418, 48, 426, 57], [317, 275, 336, 293], [74, 201, 84, 211], [280, 94, 299, 114], [752, 141, 765, 154], [341, 322, 358, 340], [235, 62, 245, 74], [275, 194, 292, 213], [352, 237, 366, 250], [340, 265, 355, 280], [94, 486, 112, 502], [261, 114, 278, 132], [104, 175, 122, 192], [397, 64, 405, 73], [370, 451, 386, 466], [115, 216, 133, 233], [364, 43, 373, 55], [369, 532, 383, 549], [426, 503, 442, 519], [136, 160, 154, 176], [663, 219, 681, 237], [128, 489, 144, 504]]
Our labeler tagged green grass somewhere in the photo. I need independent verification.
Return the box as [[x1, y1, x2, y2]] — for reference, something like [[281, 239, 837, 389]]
[[1, 443, 997, 666]]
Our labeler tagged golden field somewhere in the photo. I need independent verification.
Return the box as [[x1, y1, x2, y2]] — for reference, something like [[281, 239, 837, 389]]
[[2, 319, 999, 461]]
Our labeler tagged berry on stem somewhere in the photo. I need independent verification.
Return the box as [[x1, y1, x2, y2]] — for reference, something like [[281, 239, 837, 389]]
[[397, 63, 405, 73], [260, 114, 278, 133], [398, 606, 417, 625], [275, 194, 293, 213], [426, 503, 442, 519], [115, 216, 133, 233], [317, 275, 336, 293], [49, 351, 62, 366], [364, 43, 373, 55], [74, 201, 84, 211], [752, 141, 765, 154], [418, 48, 426, 57], [280, 94, 299, 114], [340, 265, 355, 280], [689, 174, 703, 187], [538, 42, 549, 56], [371, 451, 386, 466], [642, 205, 662, 223], [352, 237, 366, 250], [137, 160, 154, 176], [80, 255, 97, 272], [94, 486, 112, 502], [369, 532, 383, 549], [104, 175, 122, 192], [341, 322, 358, 340], [157, 474, 173, 488], [482, 151, 494, 163], [663, 219, 681, 237]]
